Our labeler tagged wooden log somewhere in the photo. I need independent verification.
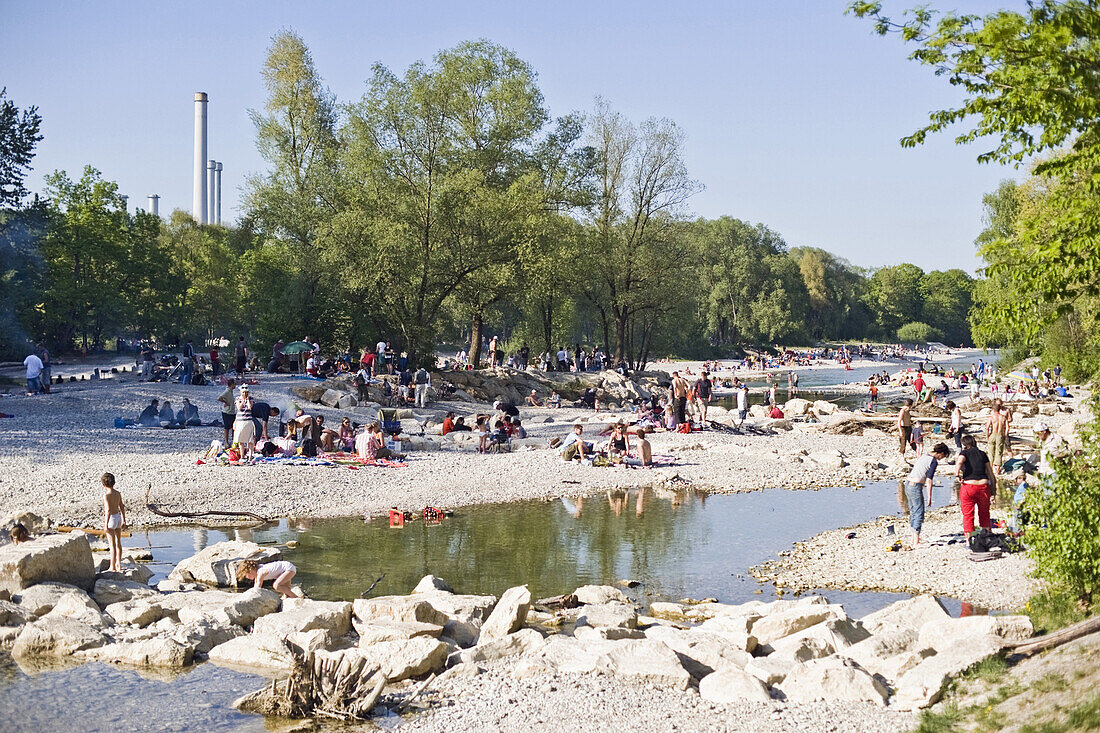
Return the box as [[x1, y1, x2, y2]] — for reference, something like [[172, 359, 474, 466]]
[[57, 525, 132, 538], [1005, 616, 1100, 657]]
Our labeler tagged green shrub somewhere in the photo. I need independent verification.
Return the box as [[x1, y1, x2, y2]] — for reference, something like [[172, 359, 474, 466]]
[[1026, 403, 1100, 604], [897, 321, 944, 344]]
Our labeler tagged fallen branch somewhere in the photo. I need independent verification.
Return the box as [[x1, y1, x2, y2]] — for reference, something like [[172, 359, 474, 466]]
[[144, 485, 270, 523], [1005, 615, 1100, 658]]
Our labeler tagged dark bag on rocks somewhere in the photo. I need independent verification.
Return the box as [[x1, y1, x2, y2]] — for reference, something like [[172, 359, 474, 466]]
[[301, 437, 317, 458], [969, 528, 1014, 553]]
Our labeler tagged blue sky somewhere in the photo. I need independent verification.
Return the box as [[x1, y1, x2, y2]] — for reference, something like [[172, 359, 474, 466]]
[[1, 0, 1028, 272]]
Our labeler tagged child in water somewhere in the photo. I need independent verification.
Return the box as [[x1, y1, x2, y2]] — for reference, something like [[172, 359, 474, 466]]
[[102, 473, 126, 572], [237, 559, 301, 598]]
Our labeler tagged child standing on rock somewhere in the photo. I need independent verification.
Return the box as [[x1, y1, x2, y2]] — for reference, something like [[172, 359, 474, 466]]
[[102, 473, 126, 572], [237, 559, 301, 598]]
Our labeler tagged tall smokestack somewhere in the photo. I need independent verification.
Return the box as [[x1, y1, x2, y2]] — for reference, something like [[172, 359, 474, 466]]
[[193, 92, 208, 223], [147, 194, 160, 217], [214, 162, 223, 225], [207, 160, 216, 224]]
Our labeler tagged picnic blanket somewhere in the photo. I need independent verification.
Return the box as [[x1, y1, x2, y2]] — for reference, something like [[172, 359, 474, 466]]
[[321, 451, 408, 468]]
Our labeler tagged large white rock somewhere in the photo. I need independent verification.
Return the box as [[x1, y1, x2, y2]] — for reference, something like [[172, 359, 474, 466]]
[[105, 598, 169, 627], [573, 625, 645, 641], [644, 626, 753, 679], [97, 564, 154, 586], [44, 591, 112, 629], [78, 637, 194, 668], [323, 637, 449, 683], [173, 618, 246, 654], [12, 616, 107, 657], [893, 635, 1005, 710], [0, 534, 96, 594], [576, 602, 637, 630], [252, 598, 352, 640], [860, 595, 949, 634], [354, 620, 443, 645], [207, 632, 297, 673], [92, 578, 159, 607], [841, 623, 920, 675], [13, 582, 89, 616], [779, 657, 888, 706], [173, 588, 282, 627], [455, 628, 545, 664], [168, 541, 280, 588], [783, 398, 811, 416], [750, 605, 844, 646], [696, 615, 759, 653], [699, 668, 772, 703], [573, 585, 630, 605], [812, 400, 837, 416], [353, 596, 449, 626], [416, 592, 497, 624], [744, 656, 796, 686], [478, 585, 531, 642], [768, 618, 870, 663], [917, 615, 1033, 653], [320, 389, 343, 407], [515, 637, 691, 690]]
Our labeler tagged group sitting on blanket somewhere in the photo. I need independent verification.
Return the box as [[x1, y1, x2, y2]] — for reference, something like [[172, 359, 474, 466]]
[[133, 398, 203, 428], [552, 423, 654, 466]]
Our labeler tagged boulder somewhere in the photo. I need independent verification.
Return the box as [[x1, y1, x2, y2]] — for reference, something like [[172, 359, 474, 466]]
[[598, 638, 693, 690], [768, 618, 870, 662], [764, 419, 793, 431], [105, 598, 168, 627], [893, 635, 1005, 710], [574, 585, 630, 605], [412, 575, 455, 594], [45, 591, 112, 629], [696, 615, 760, 653], [779, 657, 888, 706], [78, 637, 194, 668], [649, 601, 688, 620], [97, 564, 155, 586], [478, 585, 531, 642], [320, 389, 343, 407], [2, 510, 51, 535], [156, 579, 207, 593], [783, 398, 811, 416], [173, 618, 246, 654], [355, 620, 443, 645], [0, 533, 96, 594], [335, 394, 357, 409], [0, 599, 35, 627], [12, 616, 107, 657], [812, 400, 837, 416], [860, 595, 949, 634], [749, 605, 843, 646], [417, 592, 497, 623], [842, 624, 920, 674], [699, 668, 772, 703], [353, 596, 449, 626], [917, 615, 1032, 653], [749, 405, 769, 419], [576, 602, 637, 630], [92, 578, 159, 607], [172, 588, 282, 627], [744, 656, 796, 686], [252, 599, 352, 640], [455, 628, 545, 664], [207, 632, 298, 673], [168, 541, 280, 588], [643, 626, 753, 679], [573, 625, 645, 641], [323, 637, 449, 683]]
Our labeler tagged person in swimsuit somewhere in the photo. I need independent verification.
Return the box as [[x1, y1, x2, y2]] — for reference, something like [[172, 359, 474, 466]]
[[897, 399, 914, 457], [605, 422, 630, 461], [102, 472, 126, 572], [237, 559, 301, 598], [955, 434, 996, 538]]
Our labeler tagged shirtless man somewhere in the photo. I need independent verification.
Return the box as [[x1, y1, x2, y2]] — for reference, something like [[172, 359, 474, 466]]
[[671, 371, 690, 427], [897, 398, 914, 457], [986, 400, 1012, 474]]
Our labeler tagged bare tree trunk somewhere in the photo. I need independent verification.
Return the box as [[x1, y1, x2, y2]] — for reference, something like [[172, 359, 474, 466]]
[[470, 311, 484, 369]]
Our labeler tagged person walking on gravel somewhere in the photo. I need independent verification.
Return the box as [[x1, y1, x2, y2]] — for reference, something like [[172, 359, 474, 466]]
[[904, 442, 950, 547], [671, 371, 689, 427], [955, 434, 996, 538], [897, 399, 914, 458], [985, 400, 1011, 474]]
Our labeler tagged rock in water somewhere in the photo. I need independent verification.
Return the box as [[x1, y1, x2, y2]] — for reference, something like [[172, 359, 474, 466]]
[[168, 541, 280, 587], [478, 585, 532, 642], [0, 533, 96, 594], [412, 575, 455, 594]]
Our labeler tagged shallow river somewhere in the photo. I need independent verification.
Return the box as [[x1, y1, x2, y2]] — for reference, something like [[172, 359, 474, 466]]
[[1, 481, 977, 731]]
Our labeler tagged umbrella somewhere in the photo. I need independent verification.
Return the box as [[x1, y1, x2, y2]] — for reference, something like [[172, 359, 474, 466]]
[[281, 341, 314, 355], [1007, 370, 1036, 382]]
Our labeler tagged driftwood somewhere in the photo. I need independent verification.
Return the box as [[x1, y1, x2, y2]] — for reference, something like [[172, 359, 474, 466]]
[[144, 485, 270, 523], [234, 640, 388, 720], [1005, 616, 1100, 658], [57, 525, 132, 538], [534, 593, 579, 611]]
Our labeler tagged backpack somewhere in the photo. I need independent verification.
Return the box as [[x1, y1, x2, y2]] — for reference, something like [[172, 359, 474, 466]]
[[415, 369, 428, 384], [968, 528, 1016, 553]]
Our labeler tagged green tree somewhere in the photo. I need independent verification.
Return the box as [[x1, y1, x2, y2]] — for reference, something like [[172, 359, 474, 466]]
[[0, 88, 43, 208], [790, 246, 870, 341], [864, 263, 924, 338], [897, 321, 943, 344], [919, 269, 974, 345]]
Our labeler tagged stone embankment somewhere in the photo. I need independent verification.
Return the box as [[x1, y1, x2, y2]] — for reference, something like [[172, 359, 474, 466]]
[[0, 532, 1036, 729]]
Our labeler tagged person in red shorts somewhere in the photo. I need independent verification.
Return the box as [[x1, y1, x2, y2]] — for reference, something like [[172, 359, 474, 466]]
[[954, 433, 996, 538]]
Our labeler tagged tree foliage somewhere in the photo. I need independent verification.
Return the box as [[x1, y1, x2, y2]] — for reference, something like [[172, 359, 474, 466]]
[[0, 88, 43, 208]]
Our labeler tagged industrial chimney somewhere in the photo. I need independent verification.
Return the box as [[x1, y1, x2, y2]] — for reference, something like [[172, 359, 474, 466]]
[[193, 92, 208, 223], [207, 160, 216, 224], [214, 162, 223, 225], [147, 194, 160, 217]]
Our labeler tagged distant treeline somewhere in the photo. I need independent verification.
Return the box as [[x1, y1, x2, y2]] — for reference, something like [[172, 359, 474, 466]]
[[0, 35, 976, 365]]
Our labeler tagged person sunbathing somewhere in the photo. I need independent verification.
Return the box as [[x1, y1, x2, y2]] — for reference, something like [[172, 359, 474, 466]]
[[526, 390, 542, 407]]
